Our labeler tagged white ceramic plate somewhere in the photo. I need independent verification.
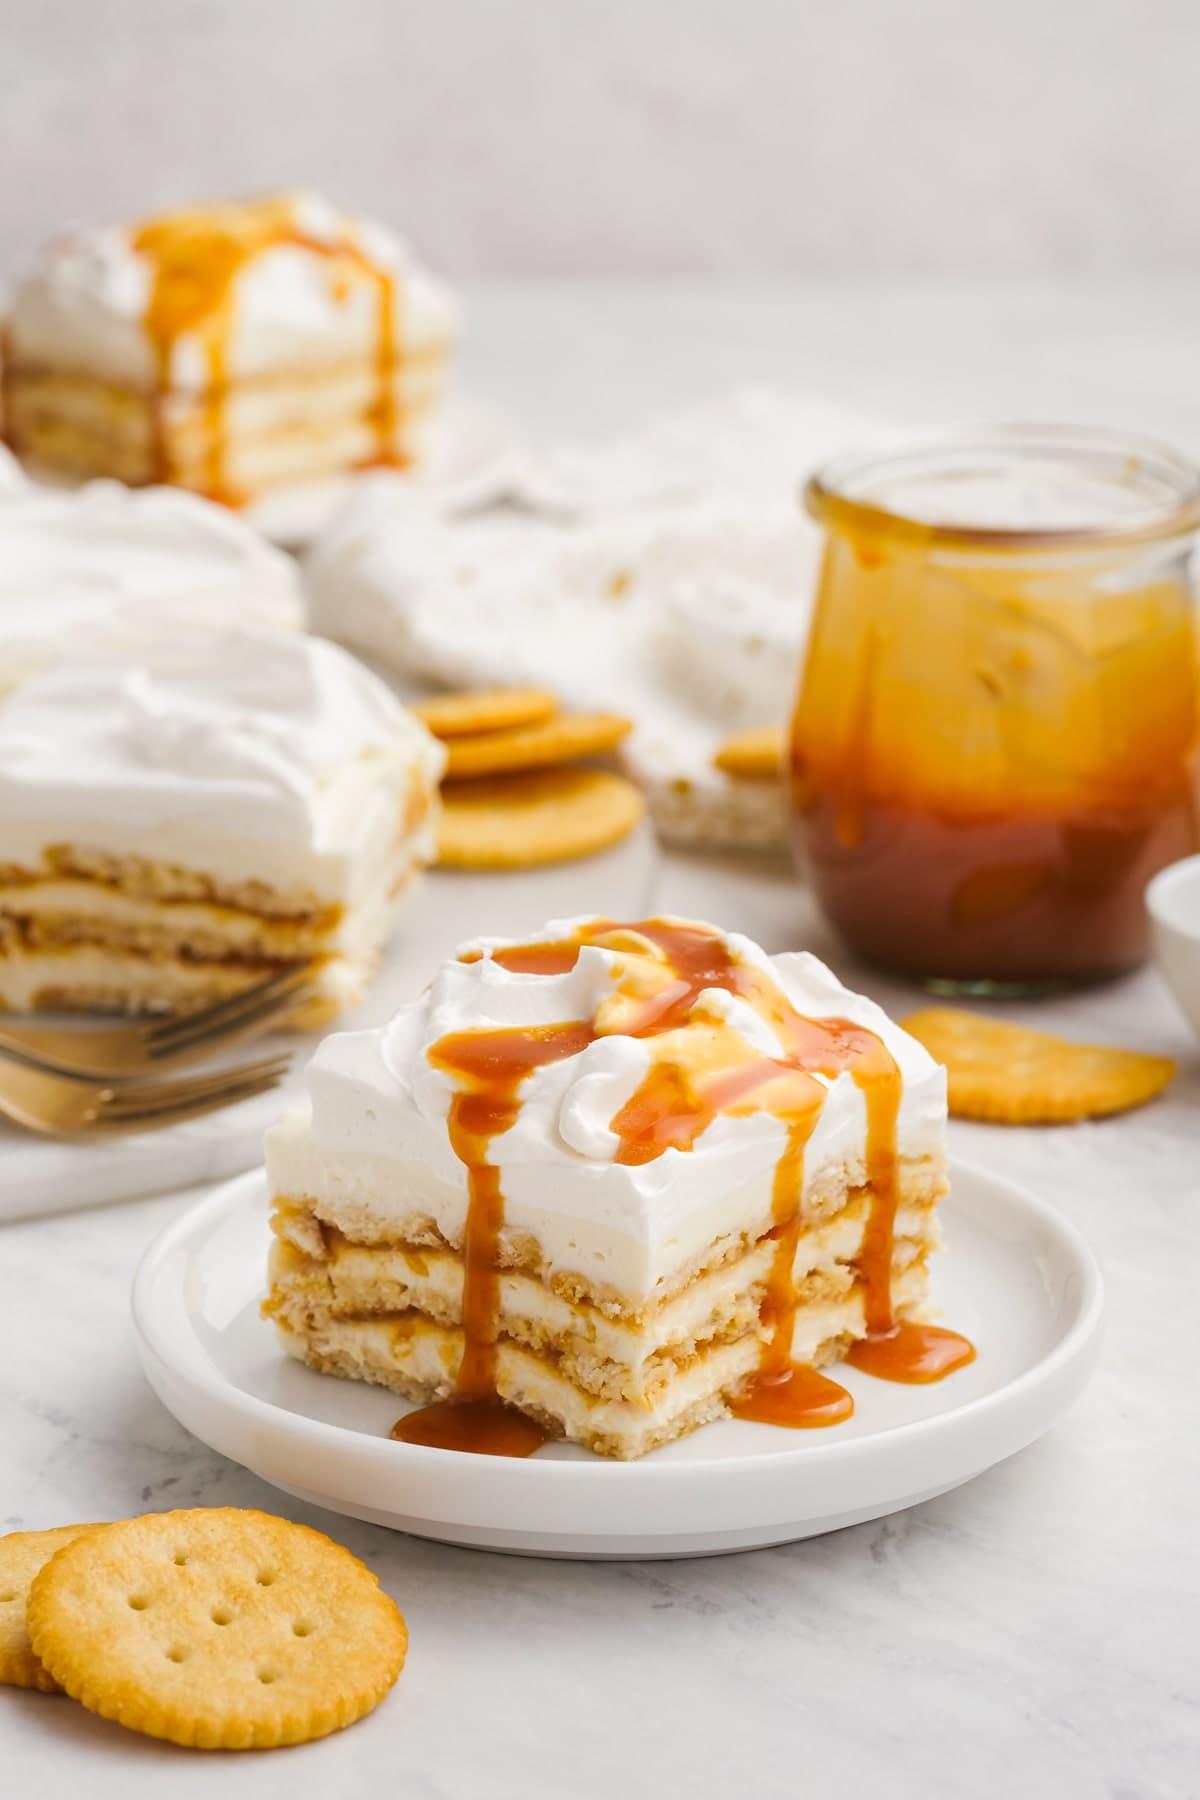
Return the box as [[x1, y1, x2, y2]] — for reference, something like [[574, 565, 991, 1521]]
[[243, 394, 520, 548], [132, 1160, 1103, 1559], [1147, 853, 1200, 1039], [0, 823, 657, 1224]]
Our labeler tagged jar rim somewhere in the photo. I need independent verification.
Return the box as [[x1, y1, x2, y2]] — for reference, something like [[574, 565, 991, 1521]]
[[804, 422, 1200, 553]]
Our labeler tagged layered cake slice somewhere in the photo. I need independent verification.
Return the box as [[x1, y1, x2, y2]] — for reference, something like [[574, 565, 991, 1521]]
[[3, 191, 457, 505], [265, 916, 969, 1458], [0, 633, 444, 1027]]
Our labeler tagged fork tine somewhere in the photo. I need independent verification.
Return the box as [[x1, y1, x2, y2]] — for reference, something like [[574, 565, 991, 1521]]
[[142, 967, 313, 1049], [138, 994, 305, 1072], [95, 1072, 288, 1133], [142, 965, 310, 1044], [100, 1055, 293, 1119], [138, 981, 313, 1068], [98, 1065, 291, 1123]]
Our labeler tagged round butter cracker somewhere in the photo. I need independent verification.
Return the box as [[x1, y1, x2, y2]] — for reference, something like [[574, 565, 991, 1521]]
[[902, 1006, 1176, 1123], [27, 1507, 407, 1750], [412, 687, 558, 739], [712, 725, 785, 781], [438, 768, 645, 869], [0, 1524, 102, 1692], [443, 712, 632, 779]]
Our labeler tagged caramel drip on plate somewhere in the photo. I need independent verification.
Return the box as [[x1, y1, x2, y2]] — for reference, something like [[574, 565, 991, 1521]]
[[392, 918, 974, 1457], [846, 1321, 976, 1383], [132, 195, 403, 504], [389, 1396, 545, 1457]]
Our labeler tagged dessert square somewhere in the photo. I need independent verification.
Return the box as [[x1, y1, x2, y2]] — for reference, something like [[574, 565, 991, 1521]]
[[3, 191, 457, 506], [264, 916, 961, 1458], [0, 633, 444, 1027]]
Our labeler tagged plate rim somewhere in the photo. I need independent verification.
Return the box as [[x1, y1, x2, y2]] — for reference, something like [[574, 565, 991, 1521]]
[[132, 1156, 1105, 1491]]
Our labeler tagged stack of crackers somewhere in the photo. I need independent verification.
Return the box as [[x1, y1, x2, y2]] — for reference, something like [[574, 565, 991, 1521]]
[[415, 687, 645, 869], [0, 1508, 407, 1749]]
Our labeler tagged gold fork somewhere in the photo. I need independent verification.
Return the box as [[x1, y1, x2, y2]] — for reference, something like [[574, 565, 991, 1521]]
[[0, 966, 313, 1080], [0, 1051, 293, 1137]]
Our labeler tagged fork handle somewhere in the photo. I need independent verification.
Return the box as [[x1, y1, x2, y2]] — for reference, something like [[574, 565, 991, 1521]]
[[0, 1023, 132, 1080], [0, 1057, 99, 1134]]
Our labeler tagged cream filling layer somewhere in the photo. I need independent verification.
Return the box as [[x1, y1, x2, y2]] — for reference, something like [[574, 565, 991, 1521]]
[[9, 411, 443, 492], [0, 941, 367, 1013], [274, 1259, 932, 1453], [0, 819, 431, 960], [270, 1197, 939, 1369], [0, 767, 438, 898], [266, 1106, 946, 1310], [8, 358, 447, 447]]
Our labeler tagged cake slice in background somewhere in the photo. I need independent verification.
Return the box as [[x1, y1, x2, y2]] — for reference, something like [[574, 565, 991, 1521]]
[[264, 915, 965, 1458], [0, 633, 444, 1027], [2, 191, 457, 505], [0, 474, 303, 693]]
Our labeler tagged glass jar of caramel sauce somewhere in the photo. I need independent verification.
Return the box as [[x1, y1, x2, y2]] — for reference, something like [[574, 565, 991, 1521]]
[[792, 426, 1200, 990]]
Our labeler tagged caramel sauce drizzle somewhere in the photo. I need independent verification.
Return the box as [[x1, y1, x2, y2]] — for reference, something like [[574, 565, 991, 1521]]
[[393, 918, 973, 1456], [131, 195, 402, 504], [392, 1022, 590, 1458]]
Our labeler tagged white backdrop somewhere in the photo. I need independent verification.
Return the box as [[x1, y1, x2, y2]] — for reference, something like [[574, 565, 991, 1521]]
[[4, 0, 1200, 278]]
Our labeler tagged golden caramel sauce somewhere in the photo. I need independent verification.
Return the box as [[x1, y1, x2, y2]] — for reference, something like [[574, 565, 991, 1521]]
[[730, 1359, 856, 1428], [391, 1395, 547, 1457], [371, 263, 399, 456], [730, 1124, 854, 1428], [395, 917, 973, 1457], [791, 528, 1199, 982], [462, 941, 584, 976], [846, 1321, 975, 1383], [393, 1020, 590, 1456], [433, 1021, 593, 1401], [131, 195, 403, 505]]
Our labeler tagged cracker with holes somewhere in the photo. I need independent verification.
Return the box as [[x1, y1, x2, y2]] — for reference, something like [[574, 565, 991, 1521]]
[[26, 1507, 407, 1749], [0, 1524, 101, 1691], [901, 1007, 1176, 1123]]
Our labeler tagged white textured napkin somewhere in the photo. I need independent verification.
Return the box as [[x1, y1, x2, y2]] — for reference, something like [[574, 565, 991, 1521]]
[[307, 387, 876, 849]]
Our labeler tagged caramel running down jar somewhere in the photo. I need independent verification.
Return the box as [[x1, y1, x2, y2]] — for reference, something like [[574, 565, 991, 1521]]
[[792, 426, 1200, 990]]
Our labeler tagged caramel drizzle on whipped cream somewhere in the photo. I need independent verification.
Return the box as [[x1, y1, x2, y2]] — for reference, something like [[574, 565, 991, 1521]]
[[391, 919, 972, 1459], [132, 195, 402, 504]]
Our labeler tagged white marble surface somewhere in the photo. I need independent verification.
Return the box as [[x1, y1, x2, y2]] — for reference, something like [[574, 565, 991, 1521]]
[[4, 287, 1200, 1795]]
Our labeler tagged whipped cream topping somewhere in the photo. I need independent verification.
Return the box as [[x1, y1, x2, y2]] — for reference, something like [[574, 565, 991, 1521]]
[[0, 478, 303, 691], [8, 190, 458, 388], [0, 631, 444, 880], [300, 918, 945, 1287]]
